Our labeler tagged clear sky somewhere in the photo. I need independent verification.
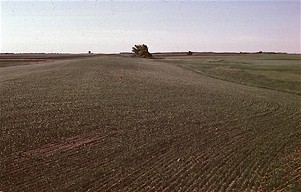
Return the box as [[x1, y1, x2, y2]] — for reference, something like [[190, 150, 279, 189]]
[[1, 0, 300, 53]]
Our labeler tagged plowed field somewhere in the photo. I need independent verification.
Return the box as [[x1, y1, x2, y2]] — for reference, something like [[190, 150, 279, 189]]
[[1, 55, 300, 191]]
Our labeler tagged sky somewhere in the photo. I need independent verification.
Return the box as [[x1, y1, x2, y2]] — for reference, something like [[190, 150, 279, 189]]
[[1, 0, 300, 53]]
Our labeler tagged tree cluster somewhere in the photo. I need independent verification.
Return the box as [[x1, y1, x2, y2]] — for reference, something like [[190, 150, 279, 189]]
[[132, 44, 153, 58]]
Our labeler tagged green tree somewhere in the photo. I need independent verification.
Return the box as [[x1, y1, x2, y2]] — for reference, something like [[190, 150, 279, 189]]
[[132, 44, 153, 58]]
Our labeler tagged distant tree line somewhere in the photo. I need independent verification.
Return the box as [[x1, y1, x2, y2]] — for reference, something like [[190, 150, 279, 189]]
[[239, 51, 288, 54]]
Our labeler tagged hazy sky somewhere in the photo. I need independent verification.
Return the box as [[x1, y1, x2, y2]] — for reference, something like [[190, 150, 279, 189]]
[[1, 0, 300, 53]]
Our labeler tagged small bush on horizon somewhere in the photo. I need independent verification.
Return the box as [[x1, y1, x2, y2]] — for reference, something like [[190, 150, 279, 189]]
[[187, 51, 193, 56]]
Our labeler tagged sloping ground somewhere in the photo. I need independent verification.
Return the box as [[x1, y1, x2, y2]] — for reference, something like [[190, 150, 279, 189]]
[[0, 56, 300, 191]]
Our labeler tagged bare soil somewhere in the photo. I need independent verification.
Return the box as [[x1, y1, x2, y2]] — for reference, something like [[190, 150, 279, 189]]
[[0, 55, 300, 191]]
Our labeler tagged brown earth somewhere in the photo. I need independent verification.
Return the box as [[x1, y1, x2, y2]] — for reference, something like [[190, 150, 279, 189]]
[[0, 55, 300, 191]]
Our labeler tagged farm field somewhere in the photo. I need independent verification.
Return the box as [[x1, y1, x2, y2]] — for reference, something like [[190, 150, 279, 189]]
[[0, 54, 300, 191], [0, 53, 101, 68], [160, 53, 301, 95]]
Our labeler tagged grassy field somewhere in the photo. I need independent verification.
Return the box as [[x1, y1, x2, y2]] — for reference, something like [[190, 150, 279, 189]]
[[160, 53, 301, 95], [0, 54, 300, 191]]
